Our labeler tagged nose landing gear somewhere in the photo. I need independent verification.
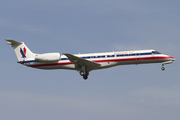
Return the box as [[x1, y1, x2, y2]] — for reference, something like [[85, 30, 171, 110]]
[[161, 61, 173, 71], [161, 64, 165, 71]]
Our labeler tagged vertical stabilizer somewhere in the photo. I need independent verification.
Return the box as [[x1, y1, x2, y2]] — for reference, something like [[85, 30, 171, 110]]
[[5, 39, 35, 61]]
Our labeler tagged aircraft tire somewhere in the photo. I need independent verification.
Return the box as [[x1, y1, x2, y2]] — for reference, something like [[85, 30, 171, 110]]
[[80, 71, 84, 76], [161, 67, 165, 71], [83, 75, 88, 80]]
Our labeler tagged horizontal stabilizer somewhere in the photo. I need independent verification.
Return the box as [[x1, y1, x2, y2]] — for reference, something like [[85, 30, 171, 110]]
[[5, 39, 23, 46]]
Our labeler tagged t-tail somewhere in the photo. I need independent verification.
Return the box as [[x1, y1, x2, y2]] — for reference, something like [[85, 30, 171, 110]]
[[5, 39, 35, 62]]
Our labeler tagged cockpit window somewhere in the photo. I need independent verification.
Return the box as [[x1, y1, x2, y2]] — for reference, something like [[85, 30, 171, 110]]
[[152, 51, 155, 54], [152, 51, 161, 54], [155, 51, 161, 54]]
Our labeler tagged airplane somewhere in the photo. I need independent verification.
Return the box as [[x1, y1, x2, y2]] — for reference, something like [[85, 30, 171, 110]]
[[6, 39, 175, 80]]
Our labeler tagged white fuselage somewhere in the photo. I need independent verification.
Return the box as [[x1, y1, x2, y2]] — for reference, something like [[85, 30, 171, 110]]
[[21, 49, 175, 71], [6, 39, 175, 80]]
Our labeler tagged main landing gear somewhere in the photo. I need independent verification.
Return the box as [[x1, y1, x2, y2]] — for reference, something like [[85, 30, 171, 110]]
[[79, 71, 89, 80], [79, 66, 89, 80]]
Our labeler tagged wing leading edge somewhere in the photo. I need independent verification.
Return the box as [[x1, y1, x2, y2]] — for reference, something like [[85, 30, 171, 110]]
[[63, 53, 101, 70]]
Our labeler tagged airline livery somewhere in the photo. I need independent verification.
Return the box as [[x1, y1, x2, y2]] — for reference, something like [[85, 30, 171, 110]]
[[6, 39, 175, 80]]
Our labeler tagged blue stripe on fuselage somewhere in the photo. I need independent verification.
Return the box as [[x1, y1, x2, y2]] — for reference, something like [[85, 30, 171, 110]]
[[20, 60, 37, 63], [19, 52, 155, 64]]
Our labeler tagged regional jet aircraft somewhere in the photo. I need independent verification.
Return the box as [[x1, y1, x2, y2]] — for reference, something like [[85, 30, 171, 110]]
[[6, 39, 175, 80]]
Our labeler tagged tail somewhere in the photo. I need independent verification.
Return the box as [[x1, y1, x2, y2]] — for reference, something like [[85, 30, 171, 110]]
[[5, 39, 35, 61]]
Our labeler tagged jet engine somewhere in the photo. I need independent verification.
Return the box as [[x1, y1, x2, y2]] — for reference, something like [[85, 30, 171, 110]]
[[35, 53, 61, 62]]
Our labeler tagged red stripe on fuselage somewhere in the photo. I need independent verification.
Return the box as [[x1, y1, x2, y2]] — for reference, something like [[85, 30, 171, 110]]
[[94, 56, 174, 63], [28, 56, 174, 68]]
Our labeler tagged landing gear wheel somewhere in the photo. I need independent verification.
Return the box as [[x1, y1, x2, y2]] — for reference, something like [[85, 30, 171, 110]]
[[161, 67, 165, 71], [79, 66, 89, 80], [79, 71, 84, 76], [83, 75, 88, 80]]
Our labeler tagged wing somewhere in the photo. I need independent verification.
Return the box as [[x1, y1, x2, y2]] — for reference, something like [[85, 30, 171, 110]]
[[63, 53, 101, 70]]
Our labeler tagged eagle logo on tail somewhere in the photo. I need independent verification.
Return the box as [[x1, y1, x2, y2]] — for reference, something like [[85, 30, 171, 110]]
[[20, 47, 27, 58]]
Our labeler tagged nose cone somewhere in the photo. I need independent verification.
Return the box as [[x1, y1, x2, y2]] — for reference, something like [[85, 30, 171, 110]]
[[171, 56, 176, 61], [173, 58, 176, 61]]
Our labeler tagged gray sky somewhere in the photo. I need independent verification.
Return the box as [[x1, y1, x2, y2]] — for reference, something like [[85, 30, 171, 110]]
[[0, 0, 180, 120]]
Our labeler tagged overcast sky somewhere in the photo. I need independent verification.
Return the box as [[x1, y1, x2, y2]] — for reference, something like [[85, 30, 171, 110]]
[[0, 0, 180, 120]]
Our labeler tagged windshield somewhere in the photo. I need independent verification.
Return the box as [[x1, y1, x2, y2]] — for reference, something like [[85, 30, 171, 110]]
[[152, 51, 161, 54]]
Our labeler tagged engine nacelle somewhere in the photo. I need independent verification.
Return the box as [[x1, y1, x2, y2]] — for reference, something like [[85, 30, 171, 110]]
[[35, 53, 61, 62]]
